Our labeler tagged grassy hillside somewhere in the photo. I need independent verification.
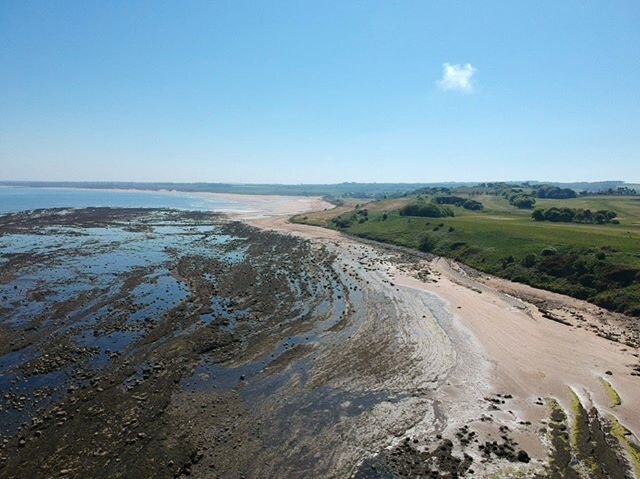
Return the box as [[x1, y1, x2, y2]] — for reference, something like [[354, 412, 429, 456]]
[[293, 194, 640, 316]]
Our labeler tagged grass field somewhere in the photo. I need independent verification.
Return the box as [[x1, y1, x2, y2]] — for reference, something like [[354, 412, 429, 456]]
[[293, 194, 640, 316]]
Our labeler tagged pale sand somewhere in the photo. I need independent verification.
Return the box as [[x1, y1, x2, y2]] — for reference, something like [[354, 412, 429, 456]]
[[245, 203, 640, 466], [397, 258, 639, 456], [192, 192, 332, 217]]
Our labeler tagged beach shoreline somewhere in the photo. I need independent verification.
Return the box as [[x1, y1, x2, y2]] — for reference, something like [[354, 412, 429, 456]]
[[1, 196, 638, 477], [247, 203, 640, 476]]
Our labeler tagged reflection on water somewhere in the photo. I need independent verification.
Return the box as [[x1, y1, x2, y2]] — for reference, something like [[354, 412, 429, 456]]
[[0, 210, 247, 435]]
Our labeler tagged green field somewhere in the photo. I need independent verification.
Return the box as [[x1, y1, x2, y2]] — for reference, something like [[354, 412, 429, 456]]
[[293, 194, 640, 316]]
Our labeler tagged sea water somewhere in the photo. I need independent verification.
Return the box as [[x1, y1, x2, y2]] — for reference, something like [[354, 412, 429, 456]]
[[0, 186, 250, 214]]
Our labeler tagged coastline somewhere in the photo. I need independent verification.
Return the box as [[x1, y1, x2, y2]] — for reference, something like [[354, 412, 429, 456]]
[[1, 193, 638, 477], [0, 185, 333, 217], [248, 205, 640, 475]]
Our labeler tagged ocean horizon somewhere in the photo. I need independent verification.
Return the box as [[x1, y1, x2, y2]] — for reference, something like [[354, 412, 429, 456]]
[[0, 186, 251, 215]]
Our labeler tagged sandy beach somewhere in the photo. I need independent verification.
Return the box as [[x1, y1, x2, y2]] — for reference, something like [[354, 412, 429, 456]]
[[192, 191, 332, 217], [249, 201, 640, 477]]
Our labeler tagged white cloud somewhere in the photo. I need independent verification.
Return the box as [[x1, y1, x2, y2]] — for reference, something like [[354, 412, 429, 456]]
[[438, 63, 476, 92]]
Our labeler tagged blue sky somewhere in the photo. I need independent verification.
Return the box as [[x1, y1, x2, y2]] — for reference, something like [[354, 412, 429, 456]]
[[1, 1, 639, 183]]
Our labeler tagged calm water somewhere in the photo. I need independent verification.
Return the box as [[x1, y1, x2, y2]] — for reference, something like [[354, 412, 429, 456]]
[[0, 186, 251, 214]]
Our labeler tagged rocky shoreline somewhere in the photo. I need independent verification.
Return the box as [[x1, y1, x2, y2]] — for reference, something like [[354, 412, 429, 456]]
[[0, 207, 638, 478]]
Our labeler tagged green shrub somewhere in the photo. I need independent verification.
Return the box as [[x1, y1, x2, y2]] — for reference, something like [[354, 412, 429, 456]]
[[399, 201, 454, 218], [535, 185, 577, 199], [533, 207, 618, 224], [521, 253, 537, 267], [434, 196, 484, 211], [331, 216, 352, 228], [532, 209, 545, 221], [434, 195, 465, 206], [418, 234, 438, 253], [507, 192, 536, 209], [462, 199, 484, 210]]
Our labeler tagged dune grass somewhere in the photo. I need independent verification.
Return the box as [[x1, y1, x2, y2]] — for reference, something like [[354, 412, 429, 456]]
[[610, 416, 640, 478], [601, 379, 622, 408]]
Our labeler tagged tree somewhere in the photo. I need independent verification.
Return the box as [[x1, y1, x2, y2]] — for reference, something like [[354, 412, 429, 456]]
[[462, 199, 483, 210], [594, 212, 607, 224], [399, 201, 454, 218], [535, 185, 577, 199], [534, 207, 617, 224], [558, 208, 575, 222], [509, 193, 536, 209], [434, 195, 467, 207], [543, 208, 559, 221]]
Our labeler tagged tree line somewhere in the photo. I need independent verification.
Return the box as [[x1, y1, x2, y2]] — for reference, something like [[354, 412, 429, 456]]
[[532, 207, 619, 224], [433, 196, 484, 210]]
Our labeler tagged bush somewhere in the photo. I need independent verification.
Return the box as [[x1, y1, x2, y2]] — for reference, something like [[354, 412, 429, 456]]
[[433, 196, 484, 211], [331, 216, 352, 228], [592, 284, 640, 315], [521, 253, 537, 267], [543, 207, 575, 222], [501, 255, 515, 268], [434, 196, 465, 207], [399, 201, 454, 218], [579, 274, 596, 287], [533, 207, 618, 224], [509, 194, 536, 209], [418, 234, 438, 253], [535, 185, 577, 199], [604, 267, 639, 287], [541, 246, 557, 256], [462, 199, 483, 210]]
